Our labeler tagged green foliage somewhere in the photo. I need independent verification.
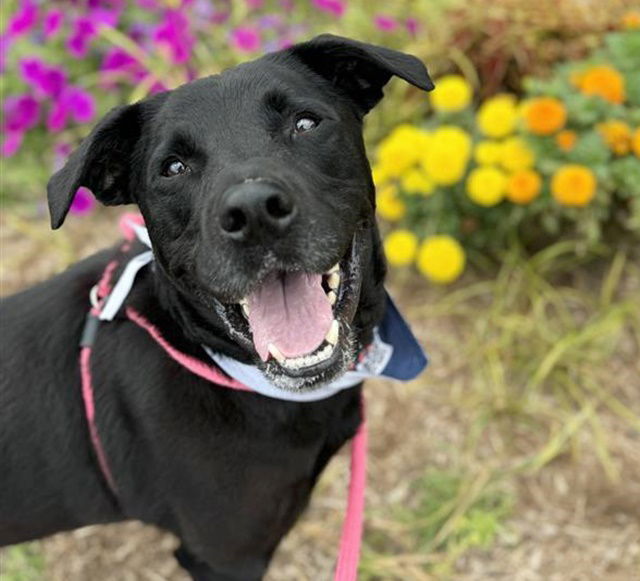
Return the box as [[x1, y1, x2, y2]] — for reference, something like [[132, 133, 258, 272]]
[[360, 467, 513, 579], [0, 544, 44, 581]]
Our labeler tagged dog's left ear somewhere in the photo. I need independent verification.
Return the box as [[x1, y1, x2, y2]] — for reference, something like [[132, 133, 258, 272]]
[[284, 34, 434, 114]]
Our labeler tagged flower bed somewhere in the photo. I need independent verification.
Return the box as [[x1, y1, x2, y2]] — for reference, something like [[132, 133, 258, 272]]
[[375, 27, 640, 283]]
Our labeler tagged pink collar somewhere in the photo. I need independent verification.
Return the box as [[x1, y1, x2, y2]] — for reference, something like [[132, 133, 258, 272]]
[[78, 214, 366, 580]]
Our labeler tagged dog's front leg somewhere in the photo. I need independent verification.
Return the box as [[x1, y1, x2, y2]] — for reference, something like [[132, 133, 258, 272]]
[[174, 544, 267, 581]]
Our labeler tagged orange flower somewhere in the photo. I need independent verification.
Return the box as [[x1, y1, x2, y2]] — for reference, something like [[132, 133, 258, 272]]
[[633, 128, 640, 158], [506, 170, 542, 204], [551, 165, 597, 207], [597, 120, 632, 155], [556, 130, 577, 152], [523, 97, 567, 135], [577, 65, 625, 104], [621, 11, 640, 29]]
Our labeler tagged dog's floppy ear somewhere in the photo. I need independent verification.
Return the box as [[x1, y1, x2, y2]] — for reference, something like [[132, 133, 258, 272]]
[[47, 101, 147, 229], [285, 34, 434, 114]]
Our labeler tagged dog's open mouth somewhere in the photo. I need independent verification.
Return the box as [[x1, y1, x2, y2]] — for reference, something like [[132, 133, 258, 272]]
[[214, 234, 363, 389]]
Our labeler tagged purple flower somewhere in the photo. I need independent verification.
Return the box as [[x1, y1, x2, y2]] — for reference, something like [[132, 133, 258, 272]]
[[211, 10, 230, 25], [374, 15, 398, 32], [100, 47, 143, 85], [67, 16, 97, 58], [230, 26, 261, 52], [153, 10, 195, 64], [46, 101, 68, 132], [1, 94, 40, 157], [69, 187, 96, 216], [128, 21, 154, 45], [1, 132, 24, 157], [149, 80, 167, 94], [0, 35, 11, 74], [3, 95, 40, 132], [6, 0, 38, 38], [258, 14, 283, 29], [53, 142, 73, 171], [102, 47, 138, 71], [19, 58, 67, 98], [405, 17, 419, 37], [88, 0, 124, 11], [277, 37, 294, 49], [64, 87, 96, 123], [66, 10, 117, 58], [43, 10, 64, 39], [312, 0, 346, 17], [245, 0, 264, 9], [191, 0, 216, 23], [46, 86, 96, 132]]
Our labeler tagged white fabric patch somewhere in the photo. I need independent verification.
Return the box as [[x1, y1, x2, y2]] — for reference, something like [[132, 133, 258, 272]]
[[204, 328, 393, 402], [99, 250, 154, 321]]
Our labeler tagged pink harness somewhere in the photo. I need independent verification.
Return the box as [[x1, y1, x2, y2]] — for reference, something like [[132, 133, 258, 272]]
[[79, 214, 366, 581]]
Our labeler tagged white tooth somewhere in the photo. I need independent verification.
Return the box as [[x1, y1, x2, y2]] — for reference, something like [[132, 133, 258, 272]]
[[317, 344, 333, 362], [325, 319, 339, 346], [328, 273, 340, 290], [268, 343, 285, 364], [327, 263, 339, 274], [327, 291, 337, 305], [241, 302, 250, 317]]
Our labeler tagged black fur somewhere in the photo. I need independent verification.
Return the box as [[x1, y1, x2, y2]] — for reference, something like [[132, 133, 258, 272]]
[[0, 35, 432, 579]]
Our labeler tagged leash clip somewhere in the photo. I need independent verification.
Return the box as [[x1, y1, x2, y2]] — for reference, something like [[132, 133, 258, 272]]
[[83, 285, 103, 348]]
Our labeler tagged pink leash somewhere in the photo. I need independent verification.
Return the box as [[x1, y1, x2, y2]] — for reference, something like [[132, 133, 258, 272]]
[[335, 406, 367, 581], [79, 214, 366, 580]]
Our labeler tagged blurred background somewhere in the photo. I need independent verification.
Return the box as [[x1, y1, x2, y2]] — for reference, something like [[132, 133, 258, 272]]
[[1, 0, 639, 579]]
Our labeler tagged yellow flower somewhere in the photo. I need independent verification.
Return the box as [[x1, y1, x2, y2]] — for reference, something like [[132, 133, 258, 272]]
[[522, 97, 567, 135], [384, 229, 419, 266], [621, 11, 640, 29], [477, 94, 519, 138], [576, 65, 625, 104], [466, 166, 507, 206], [421, 126, 472, 185], [431, 75, 473, 113], [633, 128, 640, 158], [474, 141, 502, 165], [556, 130, 577, 152], [417, 235, 466, 284], [500, 137, 535, 172], [377, 124, 431, 178], [597, 120, 632, 156], [506, 170, 542, 204], [371, 163, 391, 187], [401, 168, 435, 195], [551, 165, 597, 207], [376, 184, 406, 221]]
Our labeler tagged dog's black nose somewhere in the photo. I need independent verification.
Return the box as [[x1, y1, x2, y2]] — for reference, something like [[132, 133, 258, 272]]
[[219, 181, 296, 242]]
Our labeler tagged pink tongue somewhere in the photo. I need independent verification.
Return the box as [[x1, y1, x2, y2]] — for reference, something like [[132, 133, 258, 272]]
[[247, 272, 333, 361]]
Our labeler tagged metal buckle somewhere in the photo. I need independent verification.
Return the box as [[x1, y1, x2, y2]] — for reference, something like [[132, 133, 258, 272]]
[[89, 284, 100, 309]]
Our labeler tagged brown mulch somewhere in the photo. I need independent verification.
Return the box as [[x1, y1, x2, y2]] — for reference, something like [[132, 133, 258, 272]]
[[1, 210, 639, 580]]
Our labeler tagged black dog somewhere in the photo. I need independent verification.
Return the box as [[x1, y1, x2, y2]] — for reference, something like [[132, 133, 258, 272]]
[[0, 35, 432, 579]]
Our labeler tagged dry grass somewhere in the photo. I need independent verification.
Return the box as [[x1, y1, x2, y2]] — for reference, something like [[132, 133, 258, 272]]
[[1, 209, 639, 580]]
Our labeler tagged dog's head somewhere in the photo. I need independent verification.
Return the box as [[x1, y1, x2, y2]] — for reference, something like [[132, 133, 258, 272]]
[[47, 35, 433, 390]]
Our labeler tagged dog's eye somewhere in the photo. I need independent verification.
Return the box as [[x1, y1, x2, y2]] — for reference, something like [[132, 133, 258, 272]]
[[294, 116, 319, 134], [161, 158, 189, 177]]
